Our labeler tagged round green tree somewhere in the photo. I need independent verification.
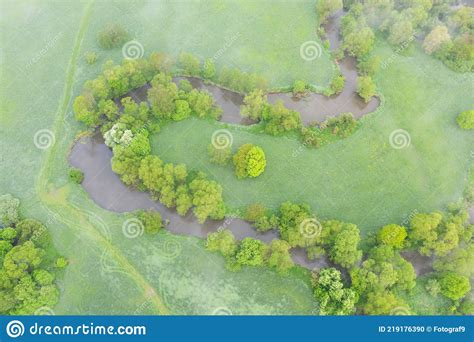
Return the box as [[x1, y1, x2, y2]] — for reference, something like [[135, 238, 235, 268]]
[[233, 144, 267, 179], [456, 110, 474, 130]]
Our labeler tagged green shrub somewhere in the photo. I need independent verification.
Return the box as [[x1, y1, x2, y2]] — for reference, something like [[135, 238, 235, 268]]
[[84, 51, 98, 65], [69, 168, 84, 184], [97, 24, 129, 49], [456, 110, 474, 130]]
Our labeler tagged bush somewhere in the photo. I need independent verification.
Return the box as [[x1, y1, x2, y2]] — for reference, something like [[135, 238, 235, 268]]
[[137, 210, 163, 235], [292, 80, 308, 97], [84, 51, 98, 65], [456, 110, 474, 130], [328, 74, 345, 95], [69, 168, 84, 184], [357, 76, 376, 102], [233, 144, 266, 179], [235, 237, 268, 267], [98, 24, 129, 49]]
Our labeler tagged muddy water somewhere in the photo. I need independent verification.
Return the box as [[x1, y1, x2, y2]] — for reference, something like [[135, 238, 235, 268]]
[[401, 251, 434, 276], [69, 135, 323, 269]]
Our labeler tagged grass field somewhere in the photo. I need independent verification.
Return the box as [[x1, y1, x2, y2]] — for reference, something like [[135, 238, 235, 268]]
[[78, 0, 335, 89], [0, 0, 320, 314], [153, 41, 474, 234]]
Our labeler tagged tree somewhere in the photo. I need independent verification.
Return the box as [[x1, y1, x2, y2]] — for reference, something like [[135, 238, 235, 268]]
[[202, 58, 217, 80], [263, 100, 302, 135], [175, 185, 192, 216], [147, 78, 178, 119], [425, 279, 441, 297], [232, 144, 266, 179], [206, 229, 237, 258], [179, 53, 201, 75], [15, 219, 50, 248], [0, 194, 20, 227], [329, 224, 362, 268], [423, 25, 451, 55], [328, 74, 345, 95], [98, 24, 129, 49], [292, 80, 307, 97], [439, 272, 471, 301], [137, 210, 163, 235], [244, 203, 267, 223], [316, 0, 343, 23], [357, 56, 381, 77], [73, 93, 98, 127], [189, 176, 225, 223], [343, 24, 375, 57], [3, 241, 44, 280], [172, 100, 191, 121], [104, 123, 133, 148], [240, 89, 269, 121], [312, 267, 357, 315], [388, 19, 414, 46], [235, 238, 268, 267], [207, 144, 232, 166], [356, 76, 376, 102], [149, 52, 174, 73], [266, 240, 294, 274], [138, 155, 165, 192], [377, 224, 407, 249], [456, 110, 474, 130], [69, 168, 84, 184], [433, 244, 474, 278], [277, 202, 319, 247], [363, 290, 410, 315]]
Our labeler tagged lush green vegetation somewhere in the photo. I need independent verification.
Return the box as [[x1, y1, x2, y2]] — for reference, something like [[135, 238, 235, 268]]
[[1, 0, 472, 316], [155, 40, 473, 233], [0, 195, 66, 314], [1, 0, 322, 315]]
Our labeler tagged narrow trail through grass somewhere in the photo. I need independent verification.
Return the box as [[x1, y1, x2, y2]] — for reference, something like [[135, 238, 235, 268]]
[[35, 0, 169, 315]]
